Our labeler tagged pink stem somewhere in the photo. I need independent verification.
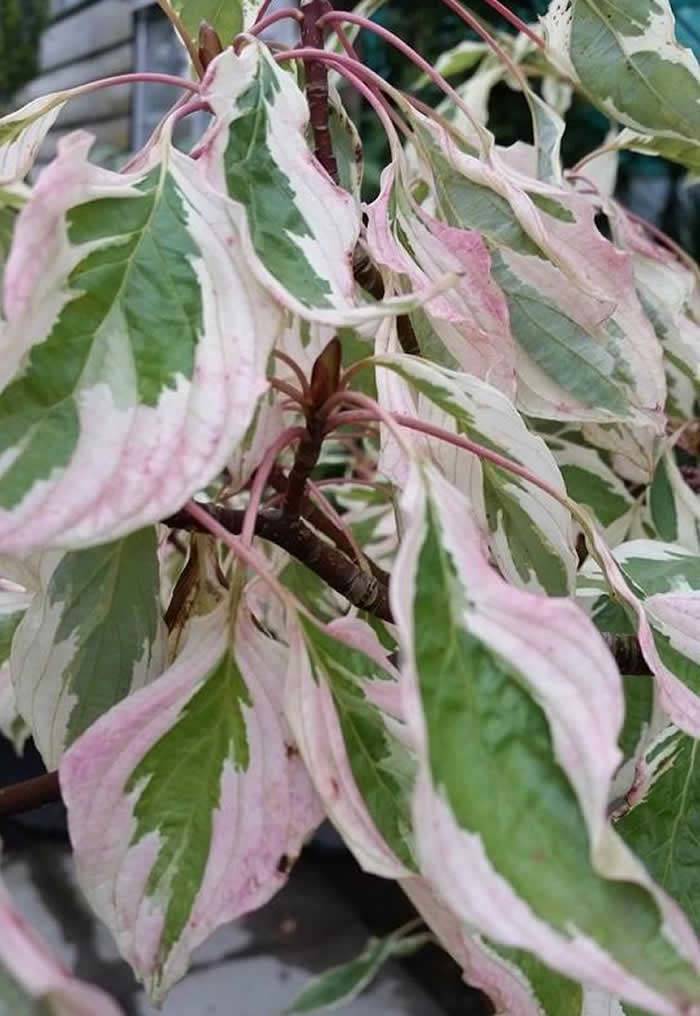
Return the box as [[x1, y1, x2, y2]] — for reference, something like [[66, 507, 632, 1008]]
[[623, 206, 700, 275], [314, 14, 485, 136], [247, 6, 304, 37], [253, 0, 276, 25], [276, 49, 410, 144], [269, 377, 306, 404], [321, 391, 411, 454], [324, 405, 565, 506], [272, 350, 311, 397], [438, 0, 531, 89], [242, 427, 306, 545], [306, 478, 367, 570], [77, 72, 201, 96], [440, 0, 545, 50], [171, 98, 211, 124], [186, 500, 288, 603]]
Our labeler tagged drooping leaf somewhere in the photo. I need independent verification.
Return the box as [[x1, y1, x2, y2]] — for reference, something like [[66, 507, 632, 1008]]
[[11, 528, 166, 768], [580, 540, 700, 737], [547, 434, 637, 544], [612, 212, 700, 420], [374, 353, 577, 594], [0, 130, 282, 551], [286, 925, 430, 1014], [200, 44, 439, 328], [392, 464, 700, 1011], [404, 877, 588, 1016], [286, 614, 415, 878], [618, 725, 700, 936], [543, 0, 700, 173], [61, 603, 321, 1001], [366, 165, 517, 396], [0, 581, 31, 751], [0, 183, 27, 299], [410, 114, 666, 427], [0, 870, 122, 1015], [0, 93, 70, 186], [648, 451, 700, 551]]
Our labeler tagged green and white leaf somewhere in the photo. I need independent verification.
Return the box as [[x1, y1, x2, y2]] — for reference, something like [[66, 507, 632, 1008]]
[[0, 93, 71, 186], [580, 539, 700, 736], [0, 582, 32, 752], [411, 114, 667, 427], [61, 602, 321, 1001], [547, 435, 637, 545], [0, 183, 27, 300], [648, 450, 700, 550], [286, 926, 431, 1014], [11, 528, 166, 768], [544, 0, 700, 172], [374, 353, 577, 594], [286, 614, 416, 878], [0, 129, 282, 552], [200, 44, 440, 328], [617, 724, 700, 935], [392, 464, 700, 1011]]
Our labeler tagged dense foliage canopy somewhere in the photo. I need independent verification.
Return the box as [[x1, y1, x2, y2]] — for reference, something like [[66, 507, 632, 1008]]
[[2, 0, 700, 1012]]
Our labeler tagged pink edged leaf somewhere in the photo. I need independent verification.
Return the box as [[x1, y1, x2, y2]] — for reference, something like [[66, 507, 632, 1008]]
[[410, 112, 666, 428], [365, 164, 517, 396], [0, 94, 70, 186], [0, 872, 122, 1015], [579, 540, 700, 737], [391, 463, 700, 1012], [60, 601, 321, 1002], [374, 350, 578, 594], [198, 44, 451, 330], [0, 129, 283, 552], [11, 528, 167, 768], [402, 876, 593, 1015], [285, 613, 416, 879]]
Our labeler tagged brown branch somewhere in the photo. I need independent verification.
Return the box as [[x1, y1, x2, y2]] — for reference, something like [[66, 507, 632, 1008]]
[[301, 0, 339, 183], [0, 771, 61, 818], [268, 467, 390, 589], [165, 504, 392, 621]]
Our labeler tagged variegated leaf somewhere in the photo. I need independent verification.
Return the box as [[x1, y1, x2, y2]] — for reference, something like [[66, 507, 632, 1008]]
[[374, 353, 577, 594], [366, 165, 517, 395], [0, 94, 70, 186], [11, 528, 166, 768], [546, 434, 637, 545], [404, 877, 593, 1016], [285, 614, 415, 878], [611, 211, 700, 420], [0, 869, 122, 1015], [61, 602, 321, 1001], [617, 724, 700, 936], [649, 451, 700, 550], [0, 582, 32, 751], [0, 184, 27, 299], [412, 115, 666, 427], [199, 44, 440, 329], [392, 464, 700, 1011], [0, 130, 281, 551], [543, 0, 700, 172]]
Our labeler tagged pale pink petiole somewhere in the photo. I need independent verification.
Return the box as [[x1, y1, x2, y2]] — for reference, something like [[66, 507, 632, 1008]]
[[242, 427, 307, 546]]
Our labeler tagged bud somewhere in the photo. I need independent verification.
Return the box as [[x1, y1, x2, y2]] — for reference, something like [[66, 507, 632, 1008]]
[[309, 337, 342, 410], [198, 21, 223, 71]]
